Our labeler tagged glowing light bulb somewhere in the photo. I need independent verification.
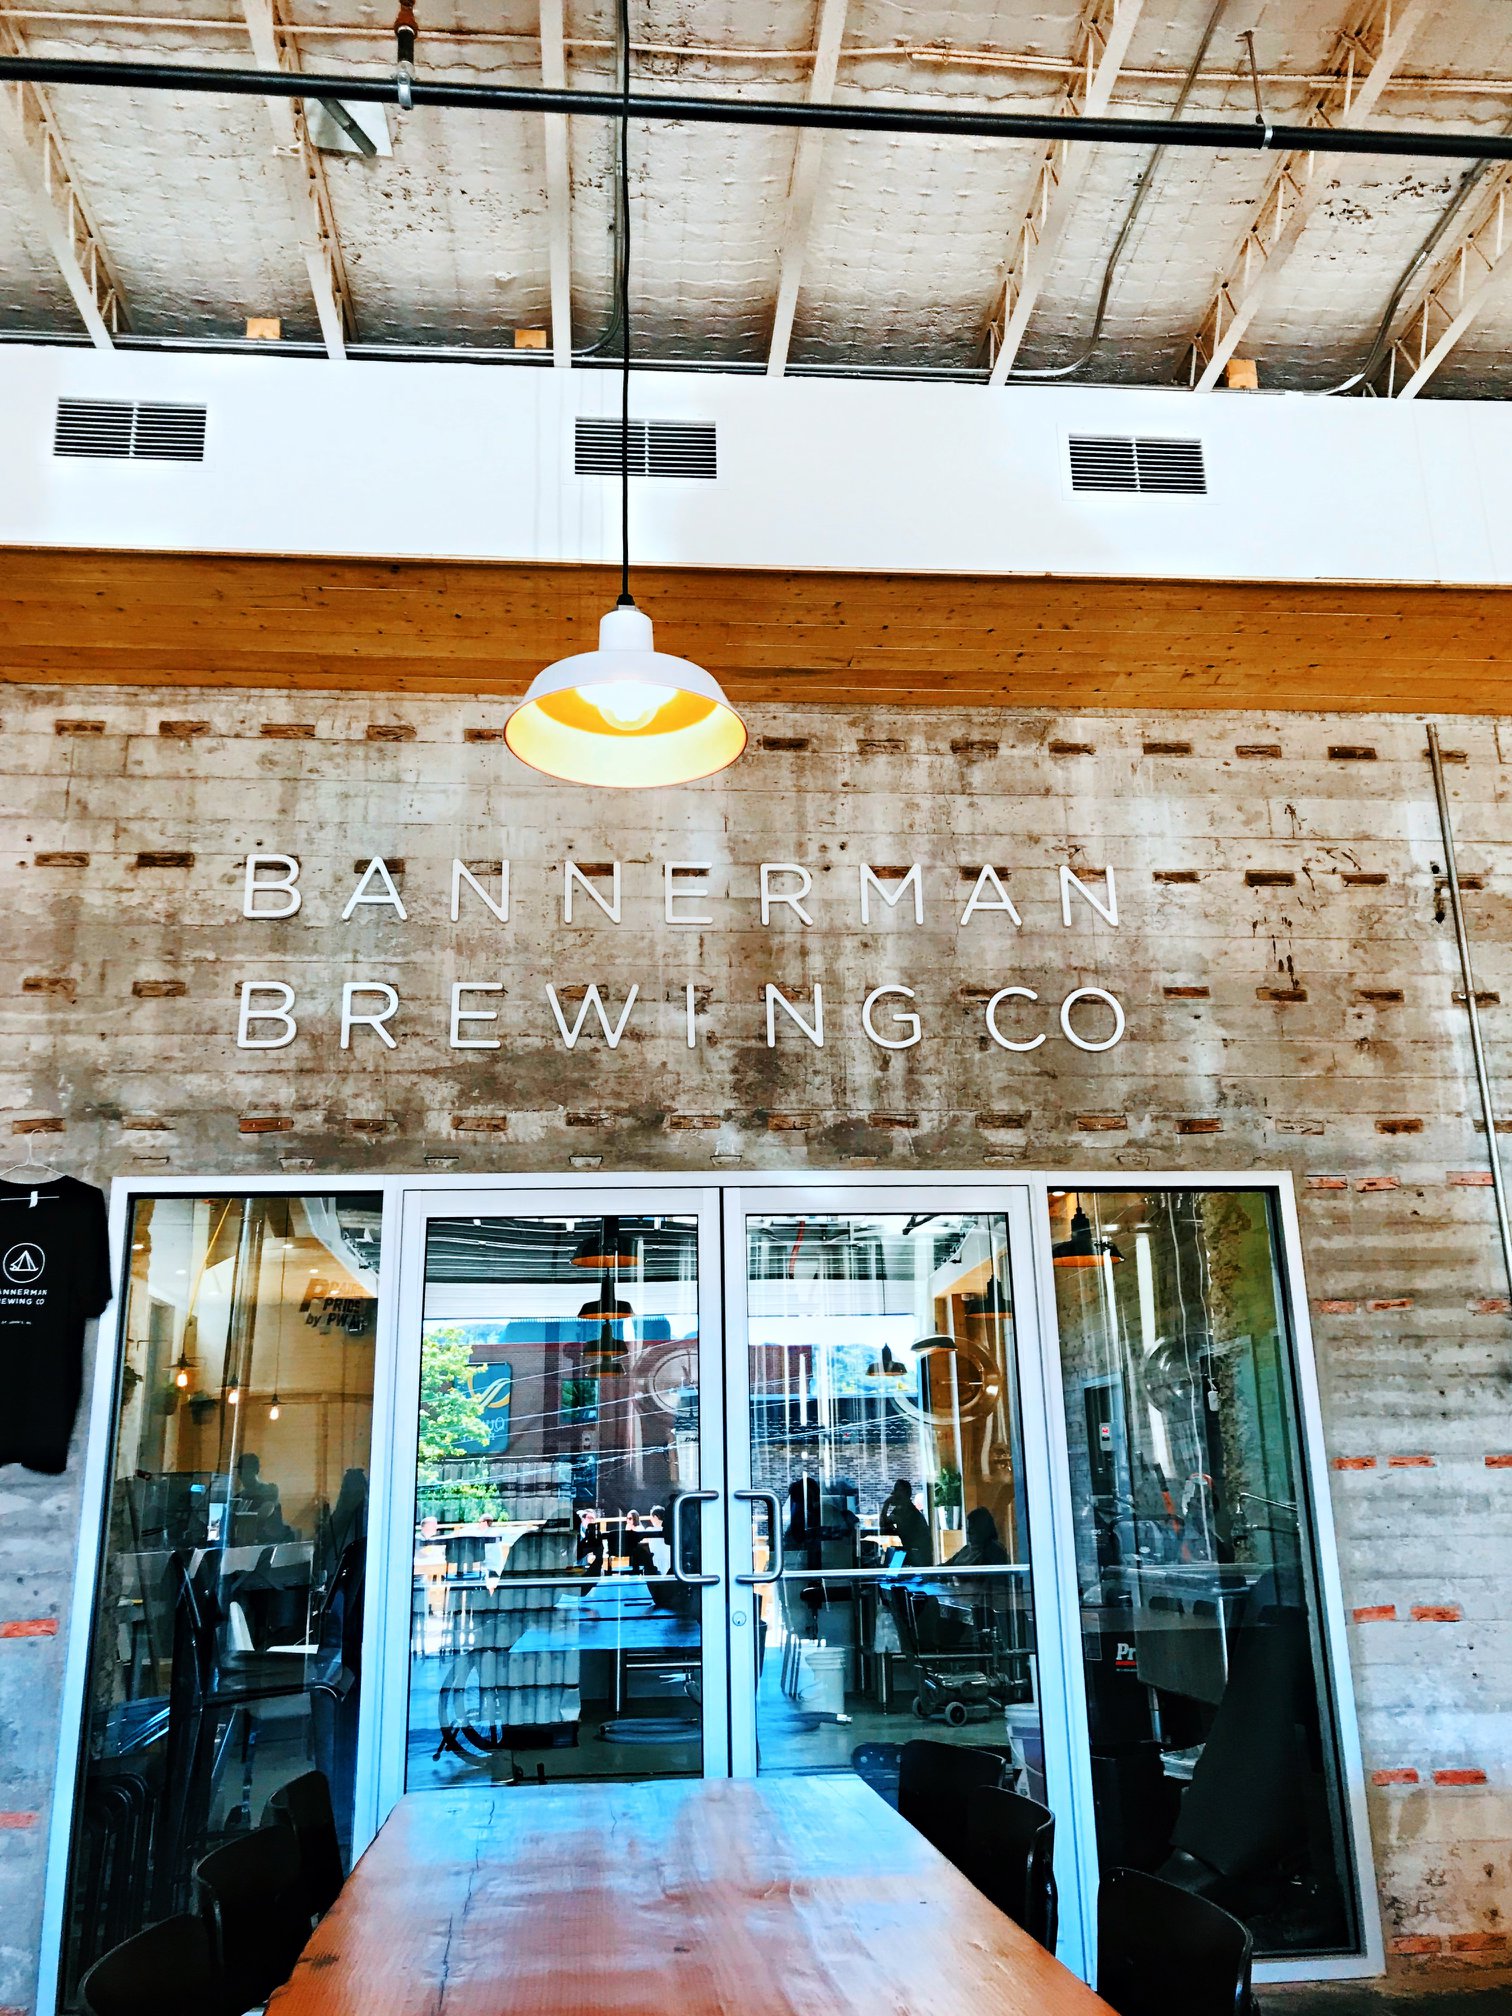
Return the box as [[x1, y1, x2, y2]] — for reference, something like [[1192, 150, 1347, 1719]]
[[226, 1386, 240, 1407], [268, 1397, 281, 1421], [174, 1368, 190, 1389], [585, 680, 673, 732]]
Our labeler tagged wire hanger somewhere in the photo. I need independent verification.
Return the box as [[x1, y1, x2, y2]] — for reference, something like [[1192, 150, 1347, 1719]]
[[0, 1128, 64, 1195]]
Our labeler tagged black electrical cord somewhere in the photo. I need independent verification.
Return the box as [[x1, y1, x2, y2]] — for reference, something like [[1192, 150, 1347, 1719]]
[[617, 0, 631, 609]]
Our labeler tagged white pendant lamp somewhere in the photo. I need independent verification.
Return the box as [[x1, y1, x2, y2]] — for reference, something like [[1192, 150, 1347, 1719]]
[[504, 601, 746, 788], [504, 7, 746, 790]]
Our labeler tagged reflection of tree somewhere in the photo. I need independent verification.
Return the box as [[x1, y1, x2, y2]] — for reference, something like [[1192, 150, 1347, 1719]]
[[419, 1326, 504, 1518]]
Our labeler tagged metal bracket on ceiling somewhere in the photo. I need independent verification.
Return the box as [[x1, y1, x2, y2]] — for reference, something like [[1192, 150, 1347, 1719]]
[[1238, 29, 1274, 149]]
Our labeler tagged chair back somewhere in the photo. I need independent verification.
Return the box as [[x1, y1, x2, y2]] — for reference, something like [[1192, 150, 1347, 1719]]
[[79, 1913, 224, 2016], [195, 1823, 309, 2011], [265, 1769, 345, 1921], [963, 1785, 1058, 1950], [896, 1738, 1006, 1858], [1097, 1866, 1253, 2016]]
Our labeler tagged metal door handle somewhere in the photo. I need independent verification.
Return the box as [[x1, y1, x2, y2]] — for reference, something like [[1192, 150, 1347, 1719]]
[[733, 1487, 784, 1586], [669, 1489, 719, 1586]]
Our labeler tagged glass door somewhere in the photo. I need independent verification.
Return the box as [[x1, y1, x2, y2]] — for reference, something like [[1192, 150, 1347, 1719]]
[[376, 1187, 727, 1812], [721, 1184, 1090, 1970]]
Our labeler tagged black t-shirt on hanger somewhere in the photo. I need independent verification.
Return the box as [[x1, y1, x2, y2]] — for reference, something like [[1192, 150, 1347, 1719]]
[[0, 1175, 113, 1474]]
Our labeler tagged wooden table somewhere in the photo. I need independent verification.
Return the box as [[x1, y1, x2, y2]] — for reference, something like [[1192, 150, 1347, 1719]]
[[268, 1778, 1114, 2016]]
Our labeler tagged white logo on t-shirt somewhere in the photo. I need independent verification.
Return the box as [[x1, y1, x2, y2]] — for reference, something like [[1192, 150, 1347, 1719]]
[[3, 1242, 45, 1284]]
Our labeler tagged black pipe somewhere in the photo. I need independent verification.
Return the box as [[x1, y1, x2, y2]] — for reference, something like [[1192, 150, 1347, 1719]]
[[7, 54, 1512, 164]]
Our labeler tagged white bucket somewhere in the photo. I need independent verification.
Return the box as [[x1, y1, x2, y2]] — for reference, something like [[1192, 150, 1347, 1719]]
[[797, 1643, 849, 1717]]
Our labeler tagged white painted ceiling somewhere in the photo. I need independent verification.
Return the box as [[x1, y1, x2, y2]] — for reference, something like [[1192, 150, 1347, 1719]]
[[3, 0, 1512, 395]]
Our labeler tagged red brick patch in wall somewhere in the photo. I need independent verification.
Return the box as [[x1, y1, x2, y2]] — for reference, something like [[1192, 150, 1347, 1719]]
[[1175, 1118, 1222, 1135], [1391, 1936, 1443, 1956], [1077, 1114, 1127, 1132], [0, 1618, 56, 1638], [366, 723, 416, 742], [1306, 1176, 1348, 1191], [238, 1116, 292, 1134], [1486, 1454, 1512, 1468], [1433, 1769, 1487, 1786], [1371, 1768, 1418, 1784], [260, 722, 317, 739], [1376, 1117, 1423, 1134], [1163, 984, 1211, 999], [1469, 1298, 1512, 1315], [1356, 1176, 1400, 1192], [1317, 1300, 1360, 1315], [1388, 1455, 1435, 1468], [1257, 985, 1308, 1002], [0, 1812, 37, 1828], [1450, 1171, 1495, 1186], [1333, 1456, 1376, 1470], [1449, 1933, 1509, 1953], [1411, 1605, 1462, 1623], [158, 719, 210, 739], [1353, 1605, 1397, 1622], [1368, 1297, 1415, 1311]]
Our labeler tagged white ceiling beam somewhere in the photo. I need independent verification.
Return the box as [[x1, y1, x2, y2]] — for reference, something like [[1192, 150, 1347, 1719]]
[[1382, 166, 1512, 397], [240, 0, 354, 358], [766, 0, 849, 379], [1185, 0, 1431, 391], [985, 0, 1145, 388], [0, 13, 124, 346], [541, 0, 571, 368]]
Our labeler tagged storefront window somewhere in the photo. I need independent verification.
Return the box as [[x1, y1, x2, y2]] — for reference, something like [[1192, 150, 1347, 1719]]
[[61, 1192, 381, 2006], [406, 1213, 705, 1787], [1047, 1187, 1357, 1958]]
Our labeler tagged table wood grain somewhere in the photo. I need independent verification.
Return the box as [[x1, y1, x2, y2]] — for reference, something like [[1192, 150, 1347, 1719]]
[[267, 1778, 1114, 2016]]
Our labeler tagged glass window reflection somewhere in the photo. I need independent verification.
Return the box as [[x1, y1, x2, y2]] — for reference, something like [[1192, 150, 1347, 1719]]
[[1048, 1188, 1357, 1958], [62, 1193, 381, 2008]]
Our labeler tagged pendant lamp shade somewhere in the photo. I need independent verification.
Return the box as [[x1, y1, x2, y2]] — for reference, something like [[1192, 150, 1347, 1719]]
[[505, 605, 746, 789], [571, 1216, 639, 1272], [911, 1333, 958, 1356], [1052, 1200, 1124, 1269]]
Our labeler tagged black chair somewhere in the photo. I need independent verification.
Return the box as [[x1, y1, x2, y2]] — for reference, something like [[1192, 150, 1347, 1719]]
[[896, 1738, 1007, 1859], [962, 1784, 1058, 1951], [265, 1769, 345, 1922], [78, 1913, 227, 2016], [1097, 1866, 1254, 2016], [195, 1823, 310, 2013]]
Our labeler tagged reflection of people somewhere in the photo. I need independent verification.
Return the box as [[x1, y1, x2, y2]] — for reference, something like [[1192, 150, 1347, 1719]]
[[953, 1506, 1008, 1567], [784, 1478, 822, 1570], [577, 1517, 607, 1576], [880, 1478, 933, 1566], [234, 1452, 292, 1542]]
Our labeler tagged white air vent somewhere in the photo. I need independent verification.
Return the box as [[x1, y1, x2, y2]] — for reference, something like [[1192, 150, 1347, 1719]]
[[54, 399, 207, 462], [574, 418, 717, 479], [1069, 435, 1205, 495]]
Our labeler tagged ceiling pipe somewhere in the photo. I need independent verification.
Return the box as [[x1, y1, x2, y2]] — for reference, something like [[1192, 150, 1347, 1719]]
[[7, 55, 1512, 164]]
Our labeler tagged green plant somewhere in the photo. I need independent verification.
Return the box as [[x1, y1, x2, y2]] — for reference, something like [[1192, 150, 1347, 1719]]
[[935, 1464, 963, 1512], [417, 1327, 505, 1520]]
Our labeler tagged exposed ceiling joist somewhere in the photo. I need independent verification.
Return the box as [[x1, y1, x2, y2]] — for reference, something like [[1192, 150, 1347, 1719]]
[[0, 14, 124, 347], [985, 0, 1145, 388], [540, 0, 571, 368], [1384, 165, 1512, 396], [766, 0, 849, 379], [1184, 0, 1431, 391], [239, 0, 354, 359]]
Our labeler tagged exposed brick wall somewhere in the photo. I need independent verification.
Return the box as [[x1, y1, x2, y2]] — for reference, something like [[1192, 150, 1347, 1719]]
[[3, 687, 1511, 2001]]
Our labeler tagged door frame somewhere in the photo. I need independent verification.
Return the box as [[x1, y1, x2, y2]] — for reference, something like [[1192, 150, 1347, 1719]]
[[720, 1179, 1098, 1978], [373, 1182, 730, 1822], [41, 1166, 1380, 2013]]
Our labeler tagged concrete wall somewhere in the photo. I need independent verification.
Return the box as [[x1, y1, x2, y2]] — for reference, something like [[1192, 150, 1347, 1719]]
[[3, 682, 1511, 2004]]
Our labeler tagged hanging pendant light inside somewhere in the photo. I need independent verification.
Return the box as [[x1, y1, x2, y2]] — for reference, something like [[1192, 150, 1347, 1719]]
[[911, 1332, 958, 1357], [578, 1279, 633, 1378], [1052, 1199, 1124, 1269], [503, 2, 745, 791], [571, 1216, 639, 1272]]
